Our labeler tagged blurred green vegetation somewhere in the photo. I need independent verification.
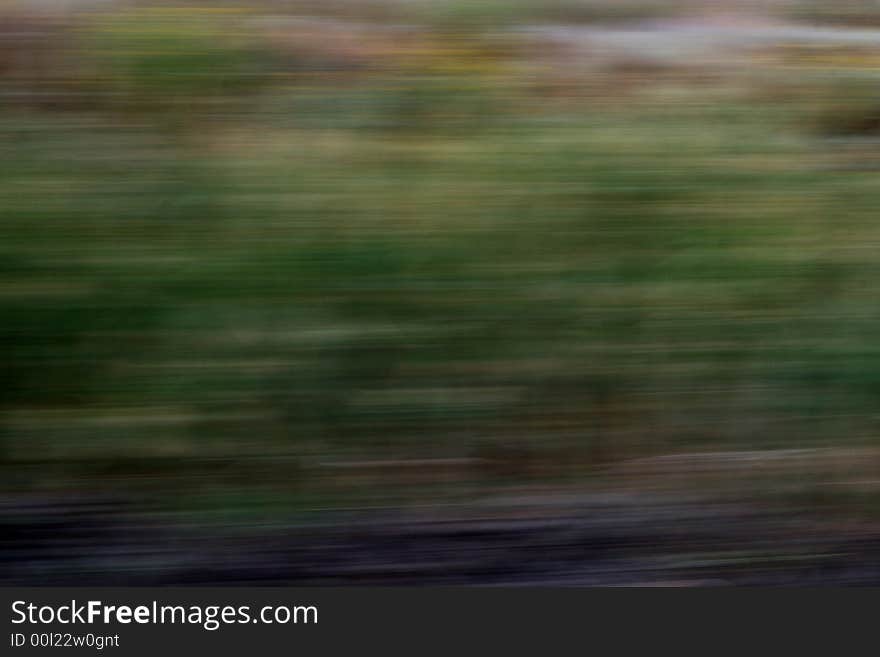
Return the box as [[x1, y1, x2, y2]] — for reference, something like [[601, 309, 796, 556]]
[[255, 0, 685, 27], [79, 7, 273, 129], [3, 3, 880, 517]]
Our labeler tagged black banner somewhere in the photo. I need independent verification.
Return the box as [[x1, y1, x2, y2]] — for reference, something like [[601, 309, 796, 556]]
[[1, 587, 849, 655]]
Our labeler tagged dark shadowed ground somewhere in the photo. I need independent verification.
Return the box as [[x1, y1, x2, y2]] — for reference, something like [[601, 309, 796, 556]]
[[6, 490, 880, 586]]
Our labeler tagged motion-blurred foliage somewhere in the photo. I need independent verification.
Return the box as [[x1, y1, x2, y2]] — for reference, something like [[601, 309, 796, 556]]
[[81, 7, 270, 123], [4, 1, 880, 516]]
